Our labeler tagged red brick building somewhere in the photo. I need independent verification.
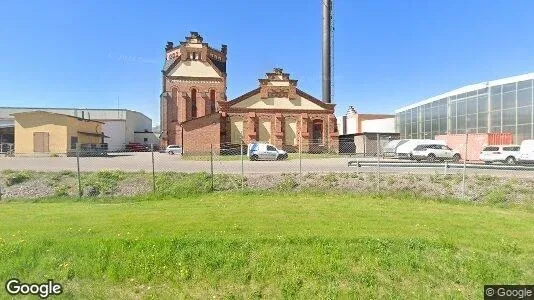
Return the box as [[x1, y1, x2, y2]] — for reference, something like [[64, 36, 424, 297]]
[[160, 32, 338, 153]]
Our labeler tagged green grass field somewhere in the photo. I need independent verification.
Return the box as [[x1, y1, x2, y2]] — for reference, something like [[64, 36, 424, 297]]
[[1, 191, 533, 299]]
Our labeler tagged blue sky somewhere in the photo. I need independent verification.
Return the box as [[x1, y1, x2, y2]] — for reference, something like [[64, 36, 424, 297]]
[[1, 0, 533, 126]]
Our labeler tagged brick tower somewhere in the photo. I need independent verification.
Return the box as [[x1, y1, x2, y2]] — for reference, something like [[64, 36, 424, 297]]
[[160, 32, 227, 147]]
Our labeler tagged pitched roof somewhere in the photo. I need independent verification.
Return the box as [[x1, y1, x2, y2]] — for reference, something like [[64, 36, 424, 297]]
[[11, 110, 105, 124], [226, 88, 261, 105], [209, 57, 226, 74], [225, 88, 335, 110], [162, 58, 177, 72], [295, 89, 335, 110]]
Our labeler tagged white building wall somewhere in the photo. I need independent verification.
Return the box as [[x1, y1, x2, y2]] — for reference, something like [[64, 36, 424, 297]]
[[346, 116, 358, 135], [134, 132, 159, 145], [361, 118, 396, 133], [99, 120, 126, 151], [124, 112, 137, 145], [74, 109, 127, 120], [128, 111, 152, 132], [336, 116, 345, 135]]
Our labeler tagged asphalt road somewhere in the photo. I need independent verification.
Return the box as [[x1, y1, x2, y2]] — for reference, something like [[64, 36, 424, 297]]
[[1, 152, 533, 177]]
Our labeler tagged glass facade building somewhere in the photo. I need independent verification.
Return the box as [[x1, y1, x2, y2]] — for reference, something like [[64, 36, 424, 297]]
[[395, 73, 534, 143]]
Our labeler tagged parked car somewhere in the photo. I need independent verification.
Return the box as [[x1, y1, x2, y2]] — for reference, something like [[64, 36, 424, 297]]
[[479, 145, 520, 164], [411, 144, 461, 162], [165, 145, 182, 155], [247, 142, 288, 161], [395, 139, 447, 159], [519, 140, 534, 164], [125, 143, 149, 152]]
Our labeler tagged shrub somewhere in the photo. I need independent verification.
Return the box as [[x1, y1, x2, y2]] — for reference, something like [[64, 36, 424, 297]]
[[484, 191, 509, 205], [321, 173, 338, 185], [276, 175, 298, 191], [82, 170, 127, 196], [60, 170, 76, 177], [54, 186, 70, 197], [4, 171, 32, 186]]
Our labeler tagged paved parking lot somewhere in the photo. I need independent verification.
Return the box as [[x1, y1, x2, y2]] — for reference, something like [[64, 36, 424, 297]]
[[1, 152, 533, 177]]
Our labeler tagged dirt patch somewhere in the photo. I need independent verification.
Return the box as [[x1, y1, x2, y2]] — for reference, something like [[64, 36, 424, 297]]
[[117, 177, 152, 196], [3, 179, 55, 199]]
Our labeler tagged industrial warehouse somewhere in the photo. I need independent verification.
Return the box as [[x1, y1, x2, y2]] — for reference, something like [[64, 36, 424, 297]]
[[0, 107, 158, 154], [395, 73, 534, 144]]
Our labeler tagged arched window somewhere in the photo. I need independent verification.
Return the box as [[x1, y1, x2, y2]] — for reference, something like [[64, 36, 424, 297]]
[[210, 89, 216, 113], [191, 89, 197, 118]]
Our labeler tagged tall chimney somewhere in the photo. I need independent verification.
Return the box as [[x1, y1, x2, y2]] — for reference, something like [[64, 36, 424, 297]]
[[322, 0, 332, 103]]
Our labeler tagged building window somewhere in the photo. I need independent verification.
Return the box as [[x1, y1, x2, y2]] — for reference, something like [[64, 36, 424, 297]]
[[143, 138, 148, 142], [210, 89, 216, 113], [70, 136, 78, 149], [191, 89, 197, 118]]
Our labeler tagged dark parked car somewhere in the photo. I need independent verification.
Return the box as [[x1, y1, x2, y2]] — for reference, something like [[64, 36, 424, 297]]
[[125, 143, 149, 152]]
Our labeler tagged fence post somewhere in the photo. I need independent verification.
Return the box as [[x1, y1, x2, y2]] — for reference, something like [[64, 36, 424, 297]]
[[151, 144, 156, 194], [377, 133, 381, 194], [299, 138, 302, 176], [241, 140, 244, 189], [210, 144, 214, 192], [76, 143, 82, 198], [462, 133, 468, 198]]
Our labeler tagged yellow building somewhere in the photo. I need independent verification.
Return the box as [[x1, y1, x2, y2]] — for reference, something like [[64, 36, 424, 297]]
[[11, 111, 105, 155]]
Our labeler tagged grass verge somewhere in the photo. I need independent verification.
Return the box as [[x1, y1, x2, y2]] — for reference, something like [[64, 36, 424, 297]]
[[0, 192, 533, 298]]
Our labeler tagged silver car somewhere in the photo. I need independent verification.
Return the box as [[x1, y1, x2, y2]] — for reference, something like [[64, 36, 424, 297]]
[[165, 145, 182, 155], [247, 142, 288, 161]]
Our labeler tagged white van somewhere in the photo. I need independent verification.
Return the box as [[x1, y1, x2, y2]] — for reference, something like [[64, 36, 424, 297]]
[[383, 139, 409, 157], [518, 140, 534, 164], [395, 139, 447, 159]]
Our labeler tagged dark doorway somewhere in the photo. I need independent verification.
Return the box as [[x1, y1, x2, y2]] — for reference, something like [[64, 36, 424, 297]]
[[312, 121, 323, 144]]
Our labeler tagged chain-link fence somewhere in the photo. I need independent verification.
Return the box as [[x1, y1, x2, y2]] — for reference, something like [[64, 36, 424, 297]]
[[1, 135, 533, 206]]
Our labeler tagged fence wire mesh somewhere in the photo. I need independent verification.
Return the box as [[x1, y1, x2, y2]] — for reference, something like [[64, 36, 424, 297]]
[[0, 136, 533, 208]]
